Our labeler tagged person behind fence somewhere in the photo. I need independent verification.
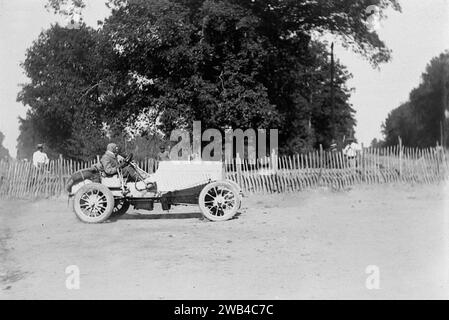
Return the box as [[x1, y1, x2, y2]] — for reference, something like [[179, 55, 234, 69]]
[[343, 138, 361, 167], [32, 144, 49, 167]]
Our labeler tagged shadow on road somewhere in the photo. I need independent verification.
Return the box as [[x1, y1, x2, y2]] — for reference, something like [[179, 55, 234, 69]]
[[117, 211, 203, 220], [111, 211, 242, 221]]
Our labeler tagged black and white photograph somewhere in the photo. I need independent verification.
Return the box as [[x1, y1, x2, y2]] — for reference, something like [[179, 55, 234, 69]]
[[1, 0, 449, 303]]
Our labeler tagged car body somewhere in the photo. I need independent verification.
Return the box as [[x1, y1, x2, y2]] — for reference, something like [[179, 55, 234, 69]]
[[70, 158, 243, 223]]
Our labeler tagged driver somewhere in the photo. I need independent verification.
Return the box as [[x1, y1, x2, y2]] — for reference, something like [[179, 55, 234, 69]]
[[100, 143, 140, 181]]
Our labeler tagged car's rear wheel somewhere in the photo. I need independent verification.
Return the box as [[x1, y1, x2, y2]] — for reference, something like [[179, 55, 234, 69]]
[[199, 181, 240, 221], [112, 199, 130, 217], [73, 183, 114, 223]]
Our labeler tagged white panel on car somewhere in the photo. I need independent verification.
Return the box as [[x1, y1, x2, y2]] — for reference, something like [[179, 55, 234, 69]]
[[152, 161, 223, 192], [101, 176, 122, 188]]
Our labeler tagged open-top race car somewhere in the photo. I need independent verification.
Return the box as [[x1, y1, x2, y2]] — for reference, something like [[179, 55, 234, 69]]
[[69, 154, 242, 223]]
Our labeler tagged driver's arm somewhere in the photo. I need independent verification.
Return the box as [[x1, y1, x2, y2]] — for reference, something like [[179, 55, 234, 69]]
[[116, 154, 129, 169]]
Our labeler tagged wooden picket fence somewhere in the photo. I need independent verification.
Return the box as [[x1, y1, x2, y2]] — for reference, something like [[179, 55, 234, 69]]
[[224, 146, 449, 194], [0, 157, 158, 199], [0, 146, 448, 199]]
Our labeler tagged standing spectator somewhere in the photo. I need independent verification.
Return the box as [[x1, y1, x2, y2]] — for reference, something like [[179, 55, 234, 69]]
[[157, 145, 170, 161], [32, 144, 49, 167], [343, 138, 361, 167]]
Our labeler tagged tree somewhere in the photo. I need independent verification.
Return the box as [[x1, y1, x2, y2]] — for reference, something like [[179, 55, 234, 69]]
[[17, 0, 400, 158], [369, 138, 384, 148], [91, 0, 364, 152], [16, 117, 42, 160], [0, 131, 11, 161], [382, 51, 449, 147], [89, 0, 402, 66], [17, 24, 109, 160]]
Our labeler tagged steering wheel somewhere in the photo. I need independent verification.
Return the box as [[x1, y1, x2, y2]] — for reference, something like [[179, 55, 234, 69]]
[[123, 153, 133, 164]]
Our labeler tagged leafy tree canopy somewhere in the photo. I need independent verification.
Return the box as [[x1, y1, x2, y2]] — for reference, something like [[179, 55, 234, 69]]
[[17, 0, 400, 159], [382, 51, 449, 147], [0, 131, 11, 161]]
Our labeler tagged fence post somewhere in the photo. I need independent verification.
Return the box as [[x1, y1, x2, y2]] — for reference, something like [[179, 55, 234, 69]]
[[360, 143, 365, 182], [319, 144, 323, 168], [271, 149, 279, 192], [222, 159, 227, 180], [236, 153, 242, 189], [318, 144, 323, 186], [271, 149, 278, 173], [59, 154, 63, 194], [441, 147, 447, 180]]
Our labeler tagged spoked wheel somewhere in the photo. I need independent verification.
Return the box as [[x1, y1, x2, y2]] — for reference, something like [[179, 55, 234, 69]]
[[199, 181, 241, 221], [111, 199, 130, 217], [73, 183, 114, 223]]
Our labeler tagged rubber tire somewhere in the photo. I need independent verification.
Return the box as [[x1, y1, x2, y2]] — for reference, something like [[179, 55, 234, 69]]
[[199, 181, 240, 222], [111, 199, 130, 217], [73, 183, 114, 223]]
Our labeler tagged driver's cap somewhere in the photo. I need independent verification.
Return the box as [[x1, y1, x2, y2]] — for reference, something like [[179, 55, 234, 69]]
[[107, 143, 118, 152]]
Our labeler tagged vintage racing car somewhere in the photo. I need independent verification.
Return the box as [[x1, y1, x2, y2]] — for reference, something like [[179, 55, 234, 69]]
[[69, 155, 242, 223]]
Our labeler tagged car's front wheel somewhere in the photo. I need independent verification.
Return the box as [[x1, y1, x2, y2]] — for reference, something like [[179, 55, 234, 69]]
[[73, 183, 114, 223]]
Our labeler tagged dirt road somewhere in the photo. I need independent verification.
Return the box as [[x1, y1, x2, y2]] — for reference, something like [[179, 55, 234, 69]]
[[1, 183, 449, 299]]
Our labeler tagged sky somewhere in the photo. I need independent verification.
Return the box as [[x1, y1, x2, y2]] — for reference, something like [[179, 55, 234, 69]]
[[0, 0, 110, 156], [0, 0, 448, 156], [335, 0, 449, 145]]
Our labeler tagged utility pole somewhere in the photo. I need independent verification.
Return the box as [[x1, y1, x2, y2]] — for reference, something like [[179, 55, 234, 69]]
[[309, 70, 313, 133], [330, 42, 336, 139]]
